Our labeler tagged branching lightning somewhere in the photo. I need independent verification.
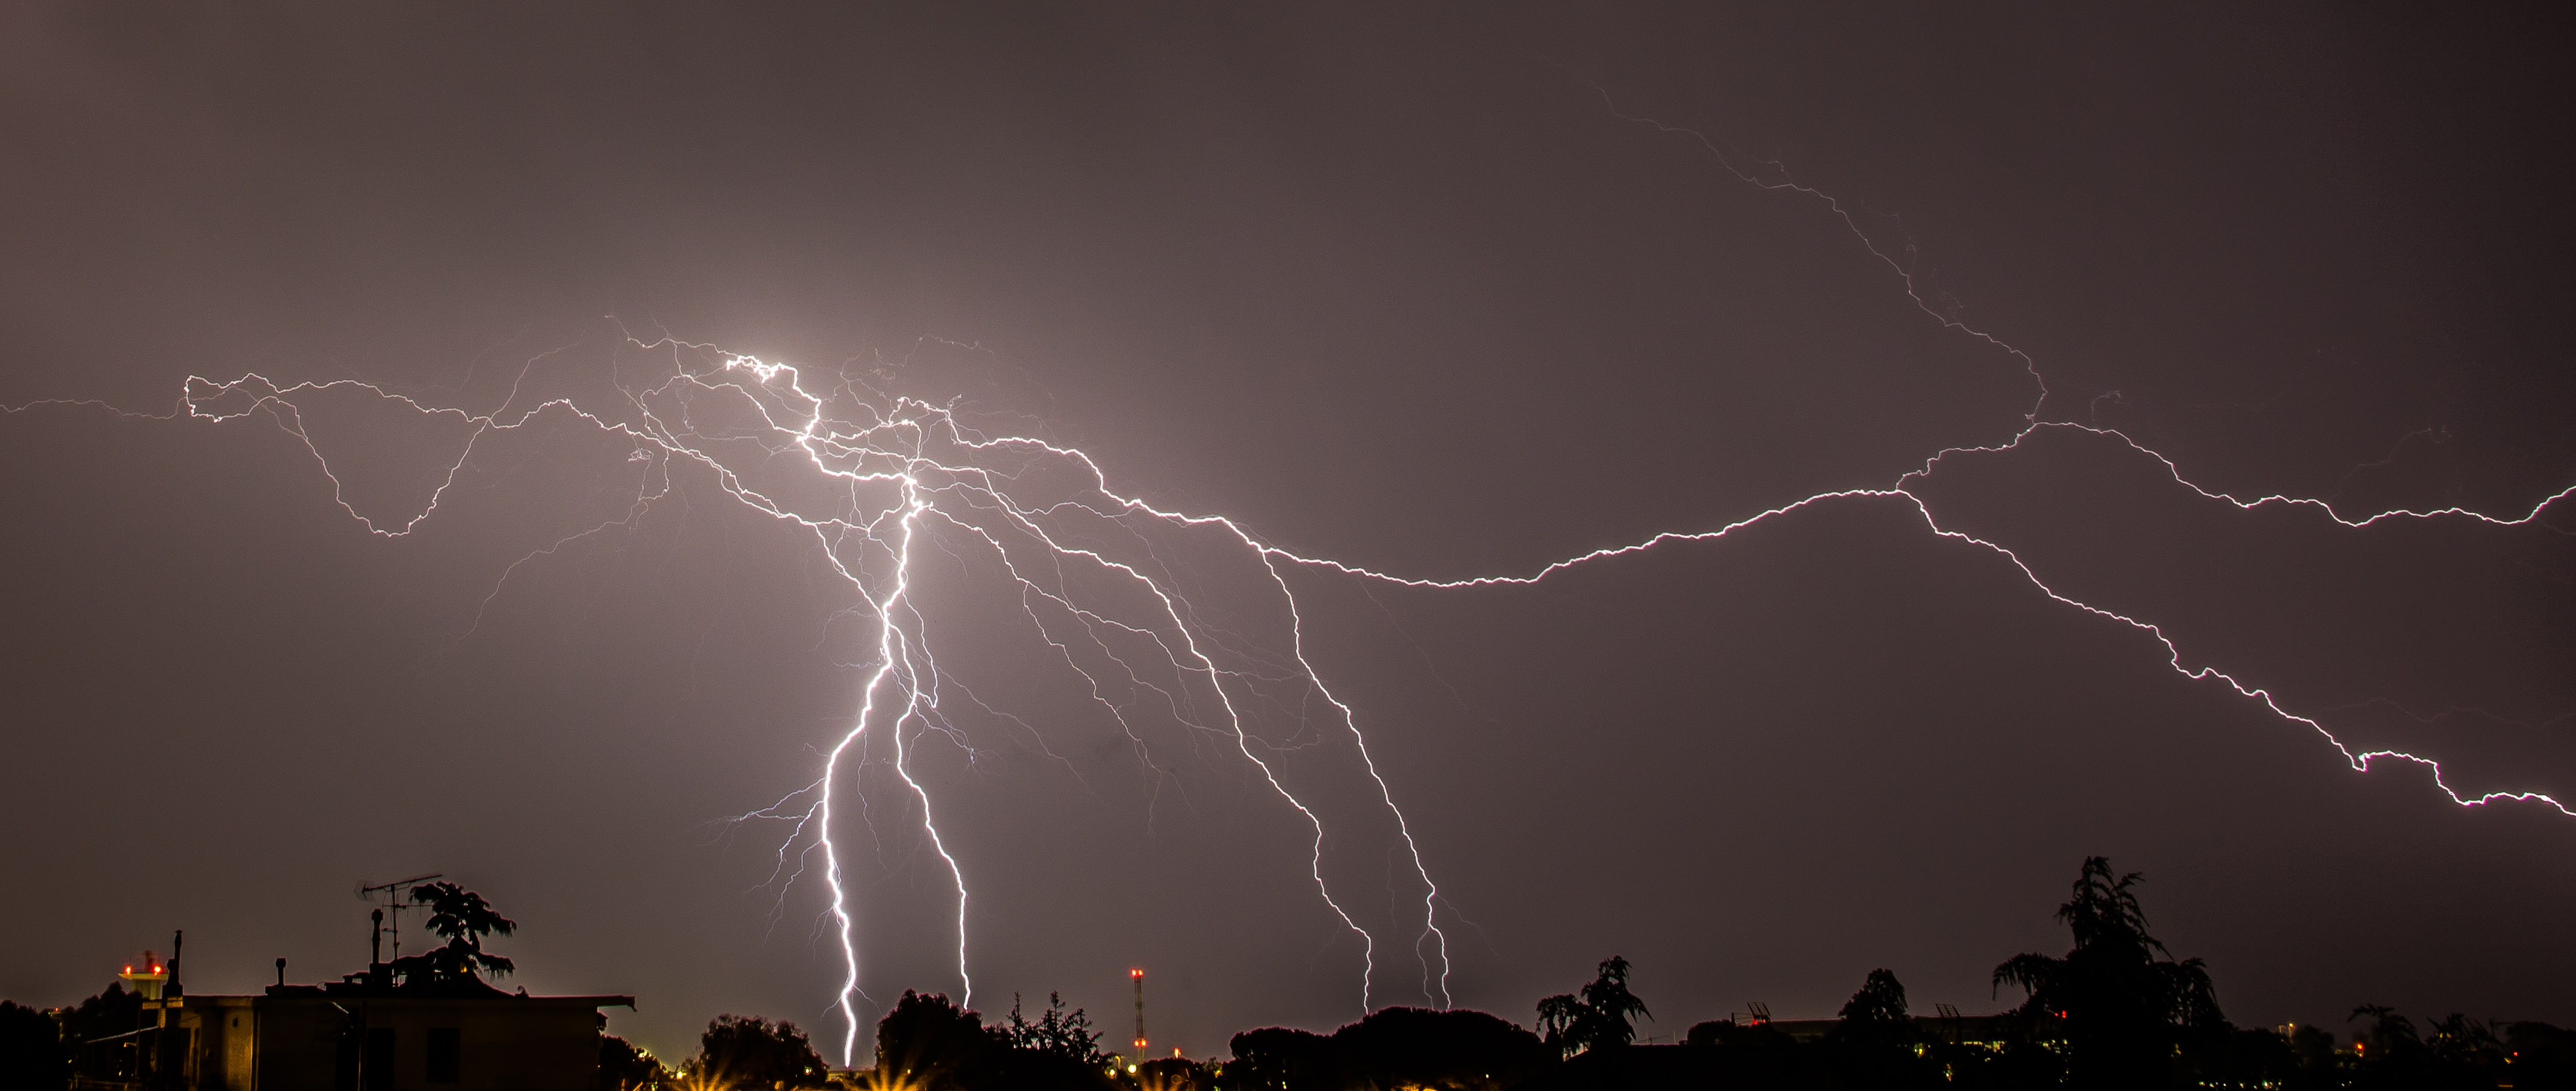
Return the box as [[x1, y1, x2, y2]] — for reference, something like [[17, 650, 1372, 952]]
[[11, 94, 2572, 1066], [144, 339, 1461, 1063]]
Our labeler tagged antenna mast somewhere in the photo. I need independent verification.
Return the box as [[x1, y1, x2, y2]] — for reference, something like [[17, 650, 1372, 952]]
[[357, 873, 444, 962], [1130, 968, 1146, 1054]]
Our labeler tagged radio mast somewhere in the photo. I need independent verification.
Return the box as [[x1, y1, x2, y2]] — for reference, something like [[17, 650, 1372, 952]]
[[1130, 968, 1146, 1054]]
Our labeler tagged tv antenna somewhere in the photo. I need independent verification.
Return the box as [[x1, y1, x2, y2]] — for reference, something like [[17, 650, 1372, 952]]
[[356, 873, 444, 963]]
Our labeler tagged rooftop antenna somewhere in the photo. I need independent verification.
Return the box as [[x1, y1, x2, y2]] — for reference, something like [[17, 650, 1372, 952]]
[[357, 873, 443, 962]]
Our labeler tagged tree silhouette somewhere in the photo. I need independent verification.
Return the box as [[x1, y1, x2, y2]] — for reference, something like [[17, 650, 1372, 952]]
[[594, 1035, 671, 1091], [2349, 1004, 2416, 1053], [872, 991, 1122, 1091], [53, 982, 140, 1087], [2426, 1013, 2505, 1086], [689, 1014, 829, 1090], [2505, 1022, 2576, 1089], [55, 983, 138, 1048], [403, 882, 518, 981], [1330, 1007, 1552, 1091], [0, 999, 68, 1091], [998, 993, 1110, 1069], [1992, 857, 2222, 1089], [1836, 968, 1909, 1029], [1223, 1027, 1332, 1090], [1133, 1056, 1212, 1091], [873, 991, 997, 1090], [2346, 1003, 2432, 1089], [1535, 956, 1651, 1058], [1827, 969, 1929, 1088]]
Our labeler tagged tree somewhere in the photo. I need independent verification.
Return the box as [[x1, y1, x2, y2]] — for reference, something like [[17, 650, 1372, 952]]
[[1222, 1028, 1332, 1091], [1330, 1007, 1552, 1091], [989, 993, 1119, 1091], [401, 882, 518, 982], [1535, 957, 1651, 1058], [1132, 1057, 1212, 1091], [998, 993, 1111, 1069], [2346, 1007, 2506, 1091], [2505, 1022, 2576, 1089], [0, 1000, 67, 1091], [867, 989, 1122, 1091], [2347, 1004, 2435, 1090], [595, 1035, 672, 1091], [1992, 857, 2225, 1089], [53, 984, 137, 1049], [2286, 1023, 2338, 1075], [2348, 1004, 2419, 1065], [1829, 969, 1930, 1089], [690, 1015, 830, 1090], [2426, 1012, 2504, 1079], [1836, 969, 1909, 1033], [54, 984, 139, 1088], [873, 992, 997, 1091]]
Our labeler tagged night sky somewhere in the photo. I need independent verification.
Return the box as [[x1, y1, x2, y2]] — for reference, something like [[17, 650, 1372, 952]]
[[4, 4, 2573, 1065]]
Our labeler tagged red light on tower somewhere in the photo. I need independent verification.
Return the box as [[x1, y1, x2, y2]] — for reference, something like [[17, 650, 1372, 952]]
[[1131, 968, 1147, 1052], [120, 951, 169, 1001]]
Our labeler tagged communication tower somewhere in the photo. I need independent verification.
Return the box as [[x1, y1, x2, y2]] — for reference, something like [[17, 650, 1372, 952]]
[[1130, 968, 1146, 1053]]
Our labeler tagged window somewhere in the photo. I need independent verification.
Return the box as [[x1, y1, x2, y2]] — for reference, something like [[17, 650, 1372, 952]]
[[363, 1028, 396, 1091], [334, 1033, 359, 1091], [427, 1028, 461, 1084]]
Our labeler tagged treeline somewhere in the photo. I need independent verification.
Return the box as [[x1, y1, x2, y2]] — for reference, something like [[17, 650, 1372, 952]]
[[589, 989, 1141, 1091], [590, 857, 2576, 1090], [7, 857, 2571, 1091]]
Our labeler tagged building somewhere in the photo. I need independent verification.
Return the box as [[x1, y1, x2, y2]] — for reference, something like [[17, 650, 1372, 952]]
[[88, 965, 630, 1091], [1688, 1009, 2021, 1050]]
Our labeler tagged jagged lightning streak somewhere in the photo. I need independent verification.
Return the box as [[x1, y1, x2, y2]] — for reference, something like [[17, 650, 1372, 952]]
[[116, 340, 1456, 1063], [1256, 97, 2576, 816], [11, 89, 2570, 1067]]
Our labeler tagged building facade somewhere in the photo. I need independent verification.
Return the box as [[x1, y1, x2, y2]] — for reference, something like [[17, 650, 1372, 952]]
[[124, 979, 630, 1091]]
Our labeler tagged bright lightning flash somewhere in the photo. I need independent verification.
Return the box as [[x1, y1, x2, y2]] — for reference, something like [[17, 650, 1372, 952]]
[[159, 342, 1456, 1063], [13, 99, 2572, 1067]]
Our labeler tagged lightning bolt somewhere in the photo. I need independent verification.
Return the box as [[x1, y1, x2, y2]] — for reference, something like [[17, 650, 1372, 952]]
[[131, 337, 1460, 1062], [11, 95, 2569, 1065]]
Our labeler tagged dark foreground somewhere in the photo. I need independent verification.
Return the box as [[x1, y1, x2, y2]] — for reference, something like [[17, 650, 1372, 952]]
[[6, 859, 2566, 1090]]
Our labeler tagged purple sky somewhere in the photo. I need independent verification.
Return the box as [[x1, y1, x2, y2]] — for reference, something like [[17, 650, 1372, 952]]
[[3, 4, 2571, 1064]]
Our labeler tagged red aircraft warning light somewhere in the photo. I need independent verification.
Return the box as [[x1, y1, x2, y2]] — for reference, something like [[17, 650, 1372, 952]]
[[121, 953, 170, 1001], [1131, 968, 1147, 1052]]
